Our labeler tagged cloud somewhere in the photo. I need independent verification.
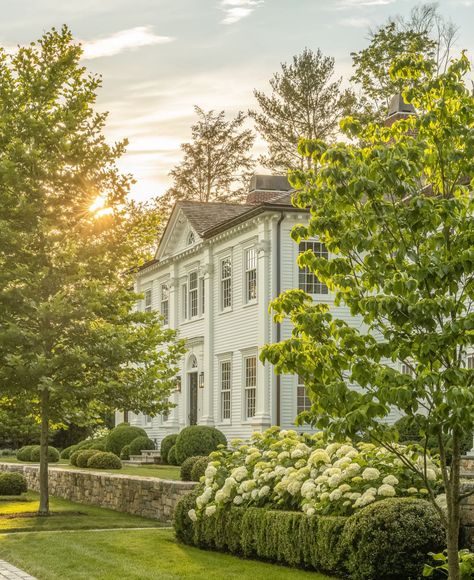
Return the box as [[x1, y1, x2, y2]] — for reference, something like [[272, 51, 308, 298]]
[[81, 26, 174, 60], [220, 0, 264, 25], [336, 0, 394, 6], [340, 17, 371, 27]]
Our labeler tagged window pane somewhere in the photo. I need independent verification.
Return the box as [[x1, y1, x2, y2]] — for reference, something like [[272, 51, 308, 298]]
[[220, 361, 231, 421], [221, 257, 232, 310], [245, 248, 257, 302], [467, 355, 474, 370], [182, 284, 187, 320], [189, 271, 198, 317], [297, 377, 311, 415], [161, 283, 169, 325], [298, 241, 328, 294], [245, 356, 257, 419], [144, 289, 152, 312]]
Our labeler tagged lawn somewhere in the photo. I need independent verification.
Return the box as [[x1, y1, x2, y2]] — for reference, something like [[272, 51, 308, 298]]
[[0, 457, 181, 480]]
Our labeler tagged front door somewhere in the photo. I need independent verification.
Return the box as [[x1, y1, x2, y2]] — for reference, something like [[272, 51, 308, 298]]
[[189, 372, 198, 425]]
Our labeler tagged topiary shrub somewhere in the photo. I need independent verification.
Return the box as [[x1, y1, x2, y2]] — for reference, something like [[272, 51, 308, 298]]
[[129, 436, 155, 456], [89, 441, 106, 452], [76, 449, 100, 468], [0, 472, 28, 495], [160, 434, 178, 464], [167, 444, 178, 465], [180, 456, 207, 482], [16, 445, 37, 462], [190, 456, 209, 482], [174, 426, 226, 465], [60, 444, 79, 460], [120, 445, 131, 460], [70, 449, 81, 466], [87, 451, 122, 470], [29, 446, 60, 463], [105, 425, 147, 456], [340, 498, 446, 580]]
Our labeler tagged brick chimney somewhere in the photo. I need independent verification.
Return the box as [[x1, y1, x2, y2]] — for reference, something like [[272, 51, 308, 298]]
[[384, 94, 416, 127], [246, 175, 292, 205]]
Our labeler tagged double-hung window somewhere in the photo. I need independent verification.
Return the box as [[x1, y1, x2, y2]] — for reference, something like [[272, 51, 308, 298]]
[[297, 377, 311, 415], [298, 241, 328, 294], [189, 271, 198, 318], [220, 360, 232, 421], [245, 248, 257, 303], [467, 354, 474, 369], [160, 283, 169, 325], [221, 257, 232, 310], [144, 288, 152, 312], [401, 363, 414, 377], [244, 355, 257, 419], [181, 283, 188, 321]]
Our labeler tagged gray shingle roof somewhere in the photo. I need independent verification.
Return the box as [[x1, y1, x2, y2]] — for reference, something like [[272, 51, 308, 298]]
[[178, 201, 255, 235]]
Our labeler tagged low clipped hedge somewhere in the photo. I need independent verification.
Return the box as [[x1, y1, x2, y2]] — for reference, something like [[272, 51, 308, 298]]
[[0, 472, 28, 495], [160, 434, 178, 464], [60, 444, 79, 460], [129, 436, 154, 456], [16, 445, 37, 462], [180, 456, 207, 482], [30, 445, 60, 463], [76, 449, 100, 468], [105, 424, 147, 456], [190, 456, 209, 482], [174, 426, 226, 465], [167, 445, 179, 465], [87, 451, 122, 470], [174, 497, 445, 580]]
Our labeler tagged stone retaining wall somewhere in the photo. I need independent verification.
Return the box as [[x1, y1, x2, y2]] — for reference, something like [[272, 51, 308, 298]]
[[0, 462, 196, 522]]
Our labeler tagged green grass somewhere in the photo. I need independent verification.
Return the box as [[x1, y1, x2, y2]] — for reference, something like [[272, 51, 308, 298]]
[[0, 492, 164, 533], [0, 457, 181, 480], [0, 528, 335, 580]]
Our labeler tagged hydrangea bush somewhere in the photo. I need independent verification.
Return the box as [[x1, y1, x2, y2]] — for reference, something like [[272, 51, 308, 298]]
[[189, 427, 442, 521]]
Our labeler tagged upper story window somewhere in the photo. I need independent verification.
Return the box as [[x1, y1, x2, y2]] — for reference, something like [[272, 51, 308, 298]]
[[160, 283, 169, 325], [220, 360, 232, 421], [467, 354, 474, 369], [189, 271, 199, 318], [220, 257, 232, 310], [144, 288, 152, 312], [244, 355, 257, 420], [200, 277, 205, 315], [297, 376, 311, 415], [401, 363, 414, 377], [245, 248, 257, 303], [187, 231, 195, 246], [298, 241, 328, 295], [181, 283, 188, 321]]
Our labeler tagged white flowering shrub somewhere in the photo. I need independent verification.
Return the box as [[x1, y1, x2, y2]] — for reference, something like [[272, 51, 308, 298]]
[[191, 427, 442, 518]]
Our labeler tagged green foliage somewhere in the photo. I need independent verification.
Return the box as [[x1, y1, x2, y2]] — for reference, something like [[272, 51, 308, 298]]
[[174, 489, 201, 545], [180, 456, 207, 482], [423, 549, 474, 579], [69, 450, 82, 466], [160, 434, 178, 464], [16, 446, 37, 462], [128, 436, 154, 456], [60, 445, 79, 460], [76, 449, 100, 468], [0, 405, 40, 449], [120, 445, 130, 460], [105, 425, 147, 456], [167, 445, 178, 466], [175, 427, 226, 465], [87, 451, 122, 470], [341, 498, 445, 580], [0, 472, 28, 495], [190, 457, 209, 482], [29, 446, 60, 463]]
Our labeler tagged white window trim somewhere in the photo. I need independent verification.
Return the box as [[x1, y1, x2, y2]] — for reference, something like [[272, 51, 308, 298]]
[[242, 352, 257, 422], [219, 255, 233, 312], [243, 245, 258, 305], [296, 376, 311, 416], [188, 270, 199, 319], [219, 359, 232, 424], [143, 286, 152, 312], [160, 281, 169, 326], [297, 239, 329, 296]]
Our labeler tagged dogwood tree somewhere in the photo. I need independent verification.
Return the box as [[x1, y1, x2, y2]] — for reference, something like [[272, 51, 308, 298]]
[[262, 53, 474, 580]]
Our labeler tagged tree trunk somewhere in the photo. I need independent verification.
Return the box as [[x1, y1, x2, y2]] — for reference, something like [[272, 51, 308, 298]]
[[446, 434, 461, 580], [38, 388, 50, 516]]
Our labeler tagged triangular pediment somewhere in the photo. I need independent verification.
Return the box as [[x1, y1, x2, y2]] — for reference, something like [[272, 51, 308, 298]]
[[155, 206, 201, 261]]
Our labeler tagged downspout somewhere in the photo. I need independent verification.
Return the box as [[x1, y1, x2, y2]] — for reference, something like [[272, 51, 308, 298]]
[[275, 211, 285, 426]]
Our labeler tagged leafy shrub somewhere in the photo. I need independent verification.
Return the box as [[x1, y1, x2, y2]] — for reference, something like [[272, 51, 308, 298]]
[[75, 437, 107, 451], [60, 444, 79, 460], [160, 434, 178, 464], [174, 426, 226, 465], [105, 424, 147, 456], [424, 549, 474, 578], [190, 456, 209, 482], [30, 446, 60, 463], [87, 451, 122, 470], [340, 498, 445, 580], [174, 489, 201, 545], [70, 449, 81, 466], [167, 445, 178, 465], [16, 445, 37, 462], [129, 436, 155, 456], [76, 449, 100, 468], [120, 445, 130, 460], [0, 449, 16, 457], [0, 472, 28, 495], [180, 456, 207, 482]]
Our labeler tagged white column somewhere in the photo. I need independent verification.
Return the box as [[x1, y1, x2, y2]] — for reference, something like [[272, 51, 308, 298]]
[[166, 264, 180, 431], [252, 217, 272, 430], [200, 247, 215, 425]]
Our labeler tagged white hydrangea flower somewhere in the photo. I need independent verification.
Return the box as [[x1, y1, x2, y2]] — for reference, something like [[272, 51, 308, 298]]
[[320, 492, 330, 501], [309, 449, 331, 465], [231, 467, 248, 482], [315, 475, 329, 484], [258, 485, 270, 498], [277, 451, 290, 461], [301, 480, 317, 499], [204, 465, 216, 478], [329, 489, 342, 501], [328, 474, 342, 487], [291, 448, 305, 459], [306, 507, 316, 516], [336, 445, 357, 458], [233, 495, 243, 505], [205, 505, 217, 517], [324, 467, 342, 477], [377, 484, 396, 497], [188, 509, 197, 521], [407, 487, 418, 494], [426, 468, 437, 481], [382, 475, 399, 486], [362, 467, 380, 481], [287, 479, 302, 495], [338, 484, 351, 494], [241, 479, 256, 493]]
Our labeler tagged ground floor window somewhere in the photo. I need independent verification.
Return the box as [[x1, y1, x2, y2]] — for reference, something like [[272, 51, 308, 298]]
[[297, 377, 311, 415], [220, 360, 231, 421], [244, 355, 257, 419]]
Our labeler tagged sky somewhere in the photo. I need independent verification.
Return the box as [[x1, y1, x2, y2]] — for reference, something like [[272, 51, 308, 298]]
[[1, 0, 474, 201]]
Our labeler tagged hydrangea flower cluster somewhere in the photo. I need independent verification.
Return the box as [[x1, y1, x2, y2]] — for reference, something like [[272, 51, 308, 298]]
[[190, 427, 442, 519]]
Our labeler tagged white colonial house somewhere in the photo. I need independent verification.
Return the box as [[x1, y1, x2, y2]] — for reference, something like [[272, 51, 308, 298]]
[[117, 174, 377, 447]]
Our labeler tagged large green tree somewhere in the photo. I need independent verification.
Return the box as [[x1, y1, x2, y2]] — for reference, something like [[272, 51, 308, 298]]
[[250, 48, 354, 173], [0, 27, 185, 515], [262, 53, 474, 580]]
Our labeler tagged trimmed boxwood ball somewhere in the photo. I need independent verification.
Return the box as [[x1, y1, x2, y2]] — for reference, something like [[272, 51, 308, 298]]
[[76, 449, 100, 468], [120, 445, 131, 460], [87, 451, 122, 470], [190, 456, 209, 482], [70, 449, 81, 466], [29, 445, 60, 463], [167, 444, 179, 465], [174, 426, 226, 465], [60, 444, 79, 460], [129, 436, 155, 456], [0, 472, 28, 495], [160, 434, 178, 464], [16, 445, 37, 462], [340, 498, 446, 580], [180, 456, 207, 481], [105, 425, 147, 456]]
